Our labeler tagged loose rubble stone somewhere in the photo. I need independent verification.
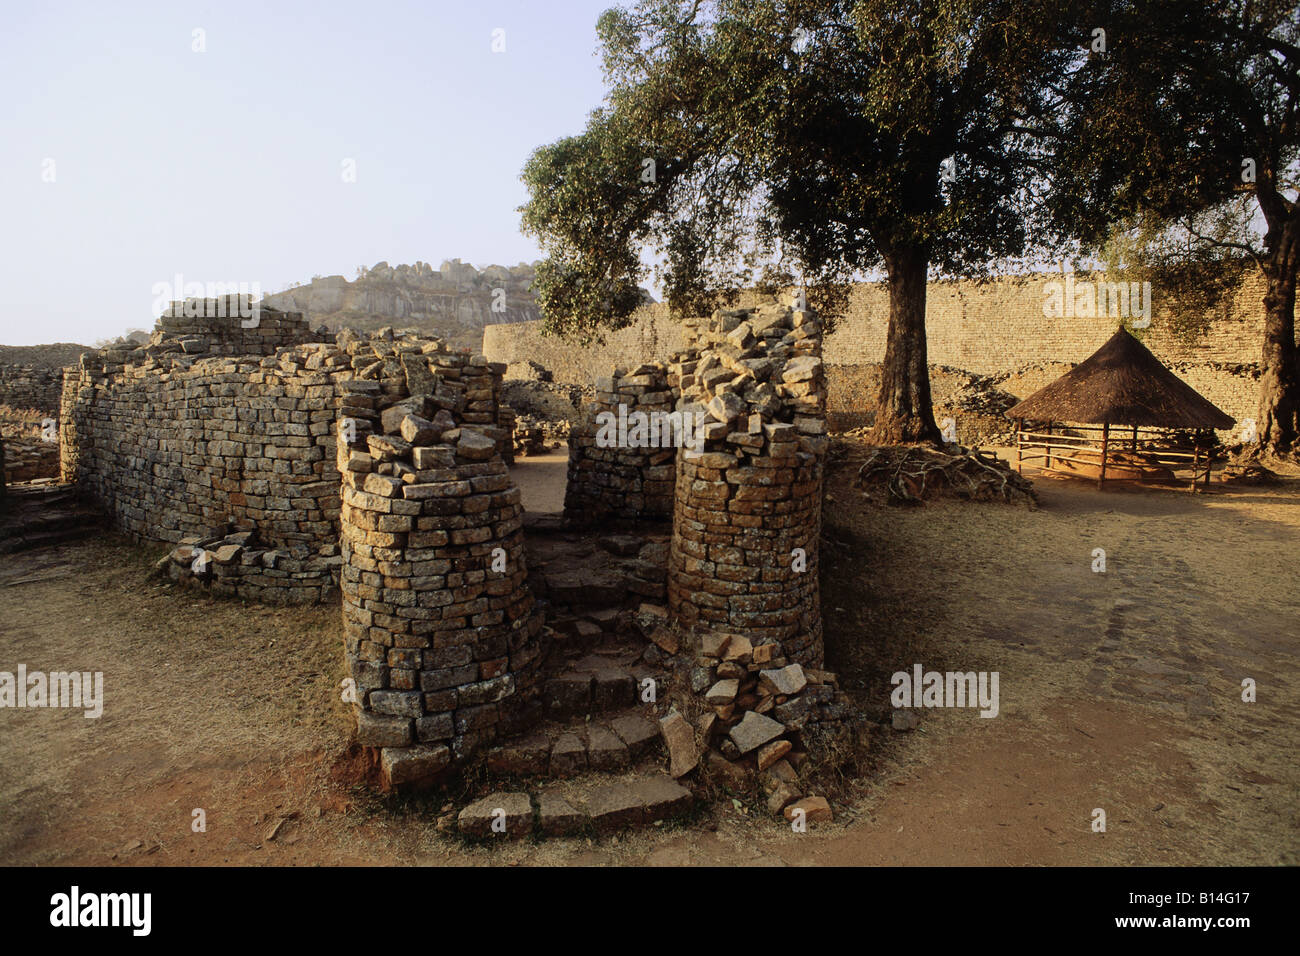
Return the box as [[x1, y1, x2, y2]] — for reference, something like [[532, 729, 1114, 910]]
[[783, 796, 833, 825], [729, 711, 786, 754], [659, 711, 699, 778], [759, 663, 807, 696]]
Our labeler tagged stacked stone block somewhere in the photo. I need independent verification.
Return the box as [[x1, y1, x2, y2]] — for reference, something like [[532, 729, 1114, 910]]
[[62, 346, 347, 553], [563, 363, 678, 522], [60, 303, 508, 606], [153, 297, 326, 357], [0, 365, 66, 415], [667, 304, 827, 668], [338, 383, 543, 788]]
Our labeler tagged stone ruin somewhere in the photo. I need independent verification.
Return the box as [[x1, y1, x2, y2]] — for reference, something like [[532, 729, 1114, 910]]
[[43, 294, 856, 834]]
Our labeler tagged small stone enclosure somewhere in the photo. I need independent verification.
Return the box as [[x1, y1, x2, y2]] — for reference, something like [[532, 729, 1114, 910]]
[[56, 297, 844, 797]]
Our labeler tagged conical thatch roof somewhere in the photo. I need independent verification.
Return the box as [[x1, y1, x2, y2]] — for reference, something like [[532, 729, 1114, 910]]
[[1006, 326, 1234, 429]]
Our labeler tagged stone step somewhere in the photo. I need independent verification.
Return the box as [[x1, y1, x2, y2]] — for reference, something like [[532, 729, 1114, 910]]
[[483, 707, 664, 780], [0, 507, 102, 553], [457, 772, 694, 839], [540, 649, 664, 719]]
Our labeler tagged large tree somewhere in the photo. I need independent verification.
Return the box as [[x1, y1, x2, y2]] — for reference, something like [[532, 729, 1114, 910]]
[[1050, 0, 1300, 457], [520, 0, 1069, 444]]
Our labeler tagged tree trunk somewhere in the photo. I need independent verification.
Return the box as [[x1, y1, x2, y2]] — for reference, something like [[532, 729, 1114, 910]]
[[1258, 220, 1300, 456], [871, 244, 942, 446]]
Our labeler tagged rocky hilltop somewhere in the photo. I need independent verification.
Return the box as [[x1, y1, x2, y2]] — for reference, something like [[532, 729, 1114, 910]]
[[263, 259, 542, 351]]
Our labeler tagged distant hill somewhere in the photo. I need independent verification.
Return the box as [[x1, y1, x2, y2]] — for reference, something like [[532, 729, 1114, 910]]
[[0, 343, 92, 368], [262, 259, 543, 351]]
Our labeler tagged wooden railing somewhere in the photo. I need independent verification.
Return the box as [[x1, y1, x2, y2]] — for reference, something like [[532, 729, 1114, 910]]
[[1012, 422, 1215, 490]]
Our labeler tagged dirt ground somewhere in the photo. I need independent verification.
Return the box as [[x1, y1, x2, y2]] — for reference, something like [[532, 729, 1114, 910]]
[[1, 450, 1296, 866]]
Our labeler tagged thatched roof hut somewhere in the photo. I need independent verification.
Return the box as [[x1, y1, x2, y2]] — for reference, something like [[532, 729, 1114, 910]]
[[1006, 326, 1234, 429]]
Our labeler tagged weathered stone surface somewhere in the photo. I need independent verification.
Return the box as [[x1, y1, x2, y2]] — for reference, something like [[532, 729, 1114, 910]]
[[705, 749, 753, 790], [759, 663, 807, 696], [486, 734, 551, 776], [458, 791, 533, 838], [457, 428, 497, 460], [659, 711, 699, 778], [609, 714, 659, 760], [586, 725, 631, 771], [707, 391, 747, 424], [381, 744, 450, 787], [705, 679, 739, 705], [584, 781, 645, 833], [357, 712, 412, 748], [546, 673, 592, 716], [549, 732, 587, 776], [783, 795, 832, 824], [756, 738, 792, 771], [584, 774, 691, 833], [766, 782, 798, 816], [537, 792, 585, 836], [728, 711, 786, 754]]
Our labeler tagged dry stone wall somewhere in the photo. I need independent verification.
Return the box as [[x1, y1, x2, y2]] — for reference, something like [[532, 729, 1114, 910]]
[[0, 365, 66, 415], [667, 304, 827, 669], [61, 302, 511, 607], [337, 368, 542, 789], [564, 363, 678, 522], [483, 272, 1275, 440]]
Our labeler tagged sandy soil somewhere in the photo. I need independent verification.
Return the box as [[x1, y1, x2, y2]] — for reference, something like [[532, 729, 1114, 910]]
[[0, 453, 1296, 866], [510, 448, 569, 514]]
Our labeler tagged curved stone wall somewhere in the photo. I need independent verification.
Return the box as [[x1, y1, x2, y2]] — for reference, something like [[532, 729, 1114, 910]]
[[564, 363, 677, 523], [338, 379, 543, 788], [667, 305, 827, 668]]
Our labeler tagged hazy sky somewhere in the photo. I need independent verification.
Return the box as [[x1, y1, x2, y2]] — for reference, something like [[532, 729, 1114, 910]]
[[0, 0, 615, 346]]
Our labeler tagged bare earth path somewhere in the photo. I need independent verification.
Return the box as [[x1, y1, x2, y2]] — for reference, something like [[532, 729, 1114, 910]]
[[0, 462, 1295, 866]]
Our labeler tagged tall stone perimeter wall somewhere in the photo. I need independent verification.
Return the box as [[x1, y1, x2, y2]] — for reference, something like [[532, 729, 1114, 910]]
[[564, 363, 678, 523], [668, 304, 827, 669], [483, 272, 1272, 433], [484, 306, 687, 384], [337, 373, 541, 789], [0, 365, 66, 415]]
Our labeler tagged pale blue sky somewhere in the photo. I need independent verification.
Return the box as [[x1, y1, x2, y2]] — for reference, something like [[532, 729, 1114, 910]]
[[0, 0, 615, 345]]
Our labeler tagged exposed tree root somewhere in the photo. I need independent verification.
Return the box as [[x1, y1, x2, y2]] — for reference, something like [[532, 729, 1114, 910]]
[[847, 443, 1038, 505]]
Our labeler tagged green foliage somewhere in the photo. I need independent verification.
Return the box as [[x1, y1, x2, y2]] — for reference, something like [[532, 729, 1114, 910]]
[[1097, 212, 1254, 344], [1049, 1, 1300, 271], [519, 0, 1071, 341]]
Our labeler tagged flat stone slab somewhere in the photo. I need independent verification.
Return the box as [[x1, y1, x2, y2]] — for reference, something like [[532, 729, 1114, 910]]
[[728, 711, 786, 754], [458, 792, 533, 838], [549, 732, 587, 777], [705, 679, 739, 704], [586, 725, 630, 772], [759, 663, 807, 697], [381, 744, 450, 788], [584, 774, 692, 833], [485, 734, 551, 777], [608, 714, 659, 760], [546, 673, 593, 717], [537, 793, 585, 837], [590, 666, 637, 712]]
